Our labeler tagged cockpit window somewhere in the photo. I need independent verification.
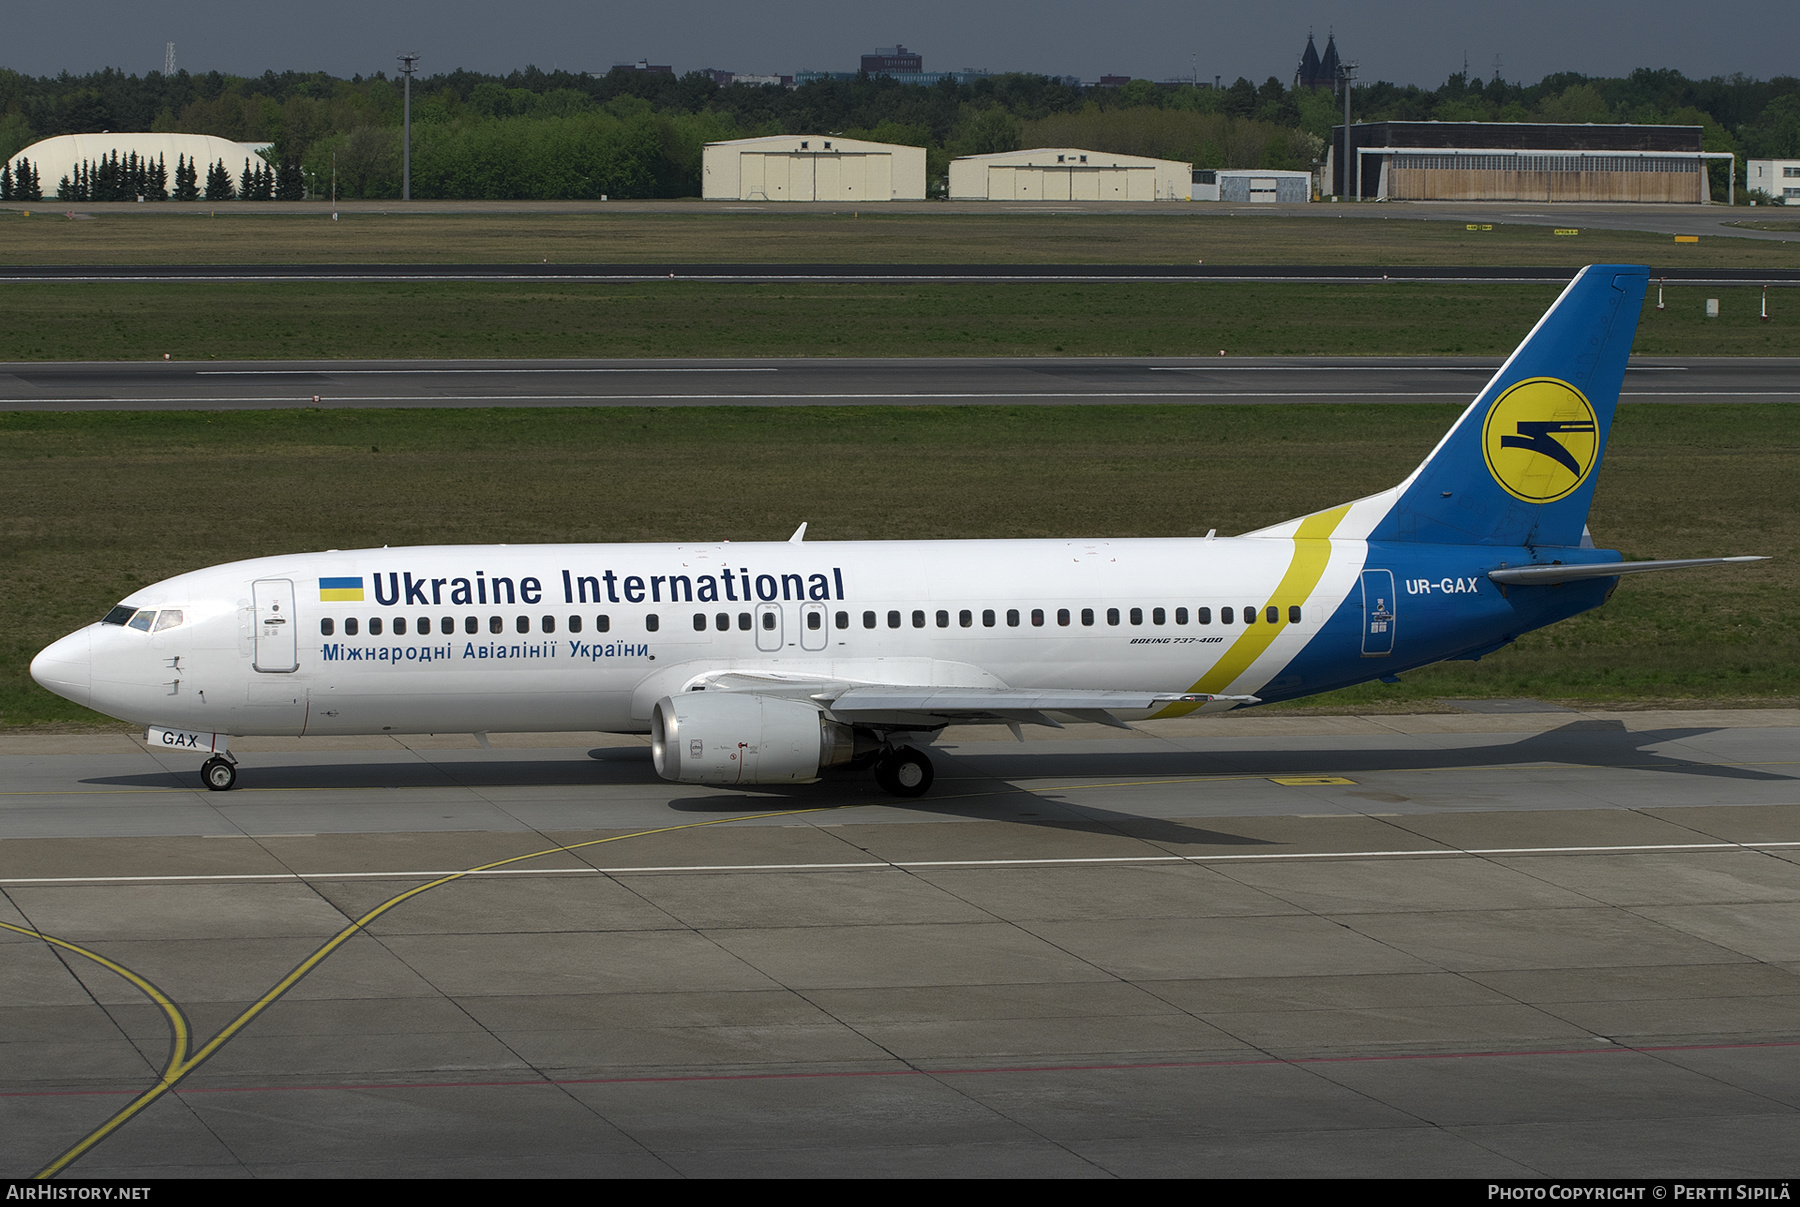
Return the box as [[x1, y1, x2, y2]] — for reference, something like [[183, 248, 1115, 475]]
[[152, 610, 184, 632], [127, 610, 154, 632], [102, 605, 137, 626]]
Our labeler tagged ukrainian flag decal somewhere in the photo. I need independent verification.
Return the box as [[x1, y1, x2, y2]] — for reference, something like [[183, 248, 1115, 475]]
[[1481, 377, 1599, 504], [319, 576, 365, 602]]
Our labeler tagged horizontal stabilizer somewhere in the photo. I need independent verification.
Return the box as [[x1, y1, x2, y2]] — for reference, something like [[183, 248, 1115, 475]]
[[1488, 556, 1767, 586]]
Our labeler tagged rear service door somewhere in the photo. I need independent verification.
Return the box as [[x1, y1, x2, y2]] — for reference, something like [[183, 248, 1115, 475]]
[[253, 578, 298, 672], [1360, 569, 1395, 657]]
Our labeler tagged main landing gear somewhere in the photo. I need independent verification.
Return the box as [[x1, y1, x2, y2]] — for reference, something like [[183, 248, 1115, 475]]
[[200, 755, 238, 792], [873, 746, 934, 798]]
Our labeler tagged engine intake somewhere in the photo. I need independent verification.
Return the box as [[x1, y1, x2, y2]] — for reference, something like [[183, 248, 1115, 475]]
[[652, 692, 856, 785]]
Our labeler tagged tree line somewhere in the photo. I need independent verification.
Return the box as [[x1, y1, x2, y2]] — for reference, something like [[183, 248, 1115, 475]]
[[1, 62, 1795, 200]]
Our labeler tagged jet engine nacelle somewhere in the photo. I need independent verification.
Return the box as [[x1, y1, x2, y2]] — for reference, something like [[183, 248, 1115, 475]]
[[651, 692, 856, 785]]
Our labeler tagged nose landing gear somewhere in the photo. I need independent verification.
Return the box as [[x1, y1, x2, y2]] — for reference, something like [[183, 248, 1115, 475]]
[[200, 755, 238, 792], [873, 746, 934, 797]]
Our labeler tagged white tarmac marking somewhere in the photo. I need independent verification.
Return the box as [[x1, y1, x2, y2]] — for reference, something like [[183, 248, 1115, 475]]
[[197, 368, 780, 375], [6, 840, 1798, 885]]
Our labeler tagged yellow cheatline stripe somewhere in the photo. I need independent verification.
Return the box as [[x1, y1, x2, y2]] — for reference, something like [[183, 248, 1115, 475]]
[[1153, 504, 1352, 719], [32, 803, 840, 1179]]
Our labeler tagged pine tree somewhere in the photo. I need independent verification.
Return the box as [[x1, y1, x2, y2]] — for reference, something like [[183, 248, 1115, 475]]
[[0, 162, 11, 201], [239, 159, 253, 199], [148, 153, 168, 201], [276, 158, 305, 200], [20, 159, 41, 201], [205, 159, 235, 201]]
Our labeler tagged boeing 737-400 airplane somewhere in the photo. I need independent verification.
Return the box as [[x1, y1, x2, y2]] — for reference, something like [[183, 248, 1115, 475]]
[[31, 265, 1764, 796]]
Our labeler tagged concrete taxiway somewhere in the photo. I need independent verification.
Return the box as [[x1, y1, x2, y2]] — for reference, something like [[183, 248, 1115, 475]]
[[3, 707, 1798, 1177], [5, 356, 1798, 412]]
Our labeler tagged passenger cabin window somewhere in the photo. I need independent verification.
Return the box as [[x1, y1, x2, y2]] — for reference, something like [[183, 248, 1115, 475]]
[[569, 616, 583, 633], [102, 605, 137, 626], [1006, 609, 1020, 627], [370, 617, 383, 636], [936, 610, 949, 628], [762, 612, 776, 630], [863, 611, 877, 629], [346, 618, 360, 636], [1082, 608, 1095, 626], [1057, 608, 1070, 626], [1175, 608, 1188, 625], [1152, 608, 1165, 625], [465, 617, 478, 634], [1031, 609, 1044, 627], [1267, 606, 1280, 624], [736, 613, 749, 630], [912, 610, 926, 629], [836, 611, 849, 629], [393, 617, 406, 636], [489, 616, 503, 634], [1289, 606, 1302, 624], [516, 616, 530, 634], [1197, 607, 1212, 625], [888, 611, 901, 629], [1129, 608, 1143, 625], [1222, 607, 1235, 624], [807, 611, 822, 630], [716, 613, 730, 630], [1244, 607, 1256, 625], [418, 617, 431, 635], [694, 613, 707, 631], [321, 618, 335, 636], [960, 609, 973, 628], [982, 609, 996, 628], [542, 616, 556, 633], [1106, 608, 1120, 626], [646, 614, 660, 632]]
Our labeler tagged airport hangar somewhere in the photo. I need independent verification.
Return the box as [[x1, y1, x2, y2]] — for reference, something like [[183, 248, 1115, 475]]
[[6, 132, 274, 193], [701, 135, 927, 201], [1326, 121, 1735, 203], [949, 148, 1194, 201]]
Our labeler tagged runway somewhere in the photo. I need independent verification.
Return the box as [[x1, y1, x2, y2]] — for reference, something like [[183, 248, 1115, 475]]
[[6, 356, 1799, 411], [4, 708, 1798, 1177], [6, 263, 1800, 284]]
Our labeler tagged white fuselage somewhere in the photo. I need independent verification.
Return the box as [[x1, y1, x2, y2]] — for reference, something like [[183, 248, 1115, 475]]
[[35, 535, 1372, 738]]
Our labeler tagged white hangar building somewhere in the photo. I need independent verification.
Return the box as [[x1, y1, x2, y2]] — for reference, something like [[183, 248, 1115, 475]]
[[6, 133, 274, 191], [702, 136, 926, 201], [949, 149, 1192, 201]]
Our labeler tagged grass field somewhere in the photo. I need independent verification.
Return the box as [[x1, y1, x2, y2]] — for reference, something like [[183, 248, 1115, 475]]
[[1, 281, 1794, 361], [4, 208, 1800, 268], [3, 404, 1793, 728]]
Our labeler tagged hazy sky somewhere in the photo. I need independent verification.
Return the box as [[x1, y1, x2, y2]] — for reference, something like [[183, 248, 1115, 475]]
[[6, 2, 1790, 89]]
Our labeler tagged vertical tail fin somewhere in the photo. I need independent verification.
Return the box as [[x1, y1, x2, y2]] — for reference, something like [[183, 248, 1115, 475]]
[[1367, 264, 1649, 548]]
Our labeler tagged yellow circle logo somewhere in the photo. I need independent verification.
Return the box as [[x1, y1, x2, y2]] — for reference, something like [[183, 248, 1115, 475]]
[[1481, 378, 1599, 503]]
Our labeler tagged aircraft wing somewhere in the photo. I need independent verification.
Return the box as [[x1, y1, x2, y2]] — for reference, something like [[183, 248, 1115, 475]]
[[1488, 556, 1767, 586], [679, 671, 1253, 730]]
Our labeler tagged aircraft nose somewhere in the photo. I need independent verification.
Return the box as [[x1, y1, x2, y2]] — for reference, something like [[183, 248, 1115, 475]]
[[31, 628, 92, 708]]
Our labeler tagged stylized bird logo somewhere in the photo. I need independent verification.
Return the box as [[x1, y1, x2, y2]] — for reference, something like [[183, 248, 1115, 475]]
[[1500, 420, 1597, 477]]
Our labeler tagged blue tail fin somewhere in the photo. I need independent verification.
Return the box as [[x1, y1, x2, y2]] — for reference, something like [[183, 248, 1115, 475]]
[[1369, 265, 1649, 548]]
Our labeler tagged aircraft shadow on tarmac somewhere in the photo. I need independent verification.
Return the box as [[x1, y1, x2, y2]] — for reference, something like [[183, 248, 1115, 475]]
[[82, 720, 1788, 801], [938, 720, 1796, 785]]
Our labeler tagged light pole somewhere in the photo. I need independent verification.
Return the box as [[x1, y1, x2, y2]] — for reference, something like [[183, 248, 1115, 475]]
[[1338, 59, 1359, 201], [398, 53, 419, 201]]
